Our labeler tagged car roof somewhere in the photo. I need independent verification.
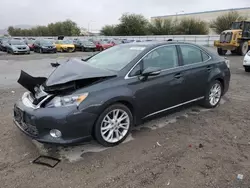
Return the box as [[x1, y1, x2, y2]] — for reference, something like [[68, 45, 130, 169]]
[[120, 41, 196, 47]]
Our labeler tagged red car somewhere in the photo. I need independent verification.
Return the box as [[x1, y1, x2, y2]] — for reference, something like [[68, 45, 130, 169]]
[[25, 39, 35, 51], [94, 41, 113, 51]]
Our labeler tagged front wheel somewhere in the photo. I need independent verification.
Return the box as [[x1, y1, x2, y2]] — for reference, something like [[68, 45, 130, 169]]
[[238, 41, 249, 56], [245, 67, 250, 72], [201, 80, 222, 108], [94, 104, 133, 147], [217, 48, 227, 56]]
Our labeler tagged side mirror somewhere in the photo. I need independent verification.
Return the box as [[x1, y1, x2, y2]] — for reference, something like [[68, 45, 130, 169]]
[[141, 67, 161, 77]]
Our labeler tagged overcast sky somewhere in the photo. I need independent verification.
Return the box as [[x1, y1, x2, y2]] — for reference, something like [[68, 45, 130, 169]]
[[0, 0, 250, 30]]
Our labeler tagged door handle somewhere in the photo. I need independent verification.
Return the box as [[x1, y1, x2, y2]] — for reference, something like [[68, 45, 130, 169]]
[[174, 73, 182, 79], [207, 66, 212, 71]]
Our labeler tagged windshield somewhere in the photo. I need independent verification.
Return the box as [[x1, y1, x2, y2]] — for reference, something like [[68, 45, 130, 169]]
[[86, 45, 146, 71], [231, 22, 242, 29], [10, 40, 25, 45], [41, 40, 53, 45], [82, 40, 94, 45], [59, 40, 72, 44]]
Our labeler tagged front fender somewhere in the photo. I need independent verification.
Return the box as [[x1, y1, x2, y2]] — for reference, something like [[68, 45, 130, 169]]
[[79, 86, 136, 116]]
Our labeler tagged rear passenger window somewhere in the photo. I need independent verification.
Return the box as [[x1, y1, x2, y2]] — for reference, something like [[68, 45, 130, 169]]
[[180, 45, 202, 65], [202, 51, 210, 62]]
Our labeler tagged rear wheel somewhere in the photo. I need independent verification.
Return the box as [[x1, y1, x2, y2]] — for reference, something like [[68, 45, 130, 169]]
[[244, 67, 250, 72], [94, 103, 133, 147], [201, 80, 223, 108], [217, 48, 227, 56], [238, 41, 248, 56]]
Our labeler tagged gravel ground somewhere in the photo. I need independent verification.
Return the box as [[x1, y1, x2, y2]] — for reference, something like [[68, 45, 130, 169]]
[[0, 50, 249, 188]]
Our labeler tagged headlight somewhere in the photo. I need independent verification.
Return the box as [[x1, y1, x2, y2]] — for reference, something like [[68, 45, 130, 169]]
[[53, 45, 56, 48], [247, 50, 250, 56], [42, 46, 46, 48], [12, 46, 17, 50], [46, 93, 88, 108]]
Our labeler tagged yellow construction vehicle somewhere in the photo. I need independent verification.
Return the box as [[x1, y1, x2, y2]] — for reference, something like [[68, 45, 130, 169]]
[[214, 21, 250, 56]]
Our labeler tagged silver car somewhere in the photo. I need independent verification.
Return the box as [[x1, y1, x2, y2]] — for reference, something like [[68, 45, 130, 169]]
[[6, 40, 30, 54]]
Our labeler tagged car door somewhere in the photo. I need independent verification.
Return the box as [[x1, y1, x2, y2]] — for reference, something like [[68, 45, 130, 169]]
[[177, 44, 212, 102], [126, 45, 185, 119]]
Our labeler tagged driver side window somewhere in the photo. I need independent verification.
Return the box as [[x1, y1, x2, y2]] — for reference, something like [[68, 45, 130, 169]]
[[142, 45, 178, 71], [129, 45, 179, 77]]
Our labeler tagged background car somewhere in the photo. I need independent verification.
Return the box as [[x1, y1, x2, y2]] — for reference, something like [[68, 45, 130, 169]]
[[24, 39, 36, 51], [14, 42, 230, 147], [6, 40, 30, 54], [33, 39, 57, 53], [243, 50, 250, 72], [109, 40, 123, 46], [55, 40, 75, 52], [0, 38, 10, 52], [94, 40, 113, 51], [74, 39, 96, 51]]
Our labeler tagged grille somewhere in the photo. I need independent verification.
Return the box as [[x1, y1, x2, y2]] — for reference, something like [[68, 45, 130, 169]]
[[220, 32, 232, 43], [14, 106, 38, 137], [17, 47, 26, 50]]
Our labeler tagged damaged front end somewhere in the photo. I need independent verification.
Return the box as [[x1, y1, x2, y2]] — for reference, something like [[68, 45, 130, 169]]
[[17, 58, 117, 109], [13, 58, 117, 144]]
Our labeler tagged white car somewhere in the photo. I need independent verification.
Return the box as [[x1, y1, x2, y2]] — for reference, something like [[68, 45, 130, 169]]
[[243, 50, 250, 72]]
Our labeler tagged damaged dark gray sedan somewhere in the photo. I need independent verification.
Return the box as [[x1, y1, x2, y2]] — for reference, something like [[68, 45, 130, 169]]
[[13, 41, 230, 147]]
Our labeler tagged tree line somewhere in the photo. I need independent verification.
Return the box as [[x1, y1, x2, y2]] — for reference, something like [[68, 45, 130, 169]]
[[8, 20, 81, 36], [7, 11, 248, 37], [101, 11, 248, 36]]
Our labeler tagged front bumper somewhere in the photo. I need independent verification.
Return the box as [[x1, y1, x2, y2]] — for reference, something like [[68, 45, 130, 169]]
[[61, 47, 75, 52], [13, 49, 30, 54], [243, 53, 250, 67], [42, 47, 57, 53], [214, 40, 239, 50], [13, 94, 97, 145]]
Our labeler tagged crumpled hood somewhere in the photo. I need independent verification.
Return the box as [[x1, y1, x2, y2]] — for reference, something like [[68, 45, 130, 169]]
[[45, 58, 117, 87]]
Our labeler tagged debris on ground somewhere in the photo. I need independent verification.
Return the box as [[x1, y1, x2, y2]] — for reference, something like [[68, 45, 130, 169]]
[[156, 142, 162, 147], [199, 144, 204, 148], [237, 174, 244, 180], [51, 62, 60, 67]]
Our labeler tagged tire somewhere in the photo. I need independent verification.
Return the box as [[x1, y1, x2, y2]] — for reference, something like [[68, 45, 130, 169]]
[[238, 41, 249, 56], [217, 48, 227, 56], [94, 103, 133, 147], [245, 67, 250, 72], [201, 80, 223, 108], [231, 49, 237, 54]]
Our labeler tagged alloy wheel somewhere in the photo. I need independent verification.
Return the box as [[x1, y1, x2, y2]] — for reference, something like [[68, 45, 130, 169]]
[[209, 83, 222, 106], [100, 109, 130, 143]]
